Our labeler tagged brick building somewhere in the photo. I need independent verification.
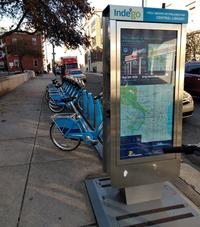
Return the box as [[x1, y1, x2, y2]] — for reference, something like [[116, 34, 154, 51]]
[[1, 32, 44, 73], [0, 27, 7, 71]]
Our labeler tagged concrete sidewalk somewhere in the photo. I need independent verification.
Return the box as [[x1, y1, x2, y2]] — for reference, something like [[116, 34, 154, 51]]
[[1, 74, 200, 227], [0, 74, 102, 227]]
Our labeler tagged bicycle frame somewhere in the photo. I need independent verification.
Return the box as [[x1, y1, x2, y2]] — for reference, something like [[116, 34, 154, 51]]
[[51, 97, 103, 145]]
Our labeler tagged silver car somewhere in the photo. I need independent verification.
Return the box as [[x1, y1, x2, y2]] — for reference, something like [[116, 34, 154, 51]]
[[182, 91, 194, 118], [68, 69, 86, 82]]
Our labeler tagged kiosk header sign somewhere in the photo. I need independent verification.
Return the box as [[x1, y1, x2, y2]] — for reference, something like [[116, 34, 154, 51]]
[[109, 5, 188, 24]]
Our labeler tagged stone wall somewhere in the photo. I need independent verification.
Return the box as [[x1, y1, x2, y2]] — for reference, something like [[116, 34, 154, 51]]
[[0, 71, 35, 96]]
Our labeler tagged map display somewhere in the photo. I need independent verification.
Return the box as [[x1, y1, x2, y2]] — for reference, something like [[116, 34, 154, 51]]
[[120, 28, 176, 160]]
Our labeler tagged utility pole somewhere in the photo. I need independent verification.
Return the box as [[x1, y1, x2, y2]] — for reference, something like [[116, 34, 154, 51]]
[[142, 0, 147, 7], [52, 43, 55, 74]]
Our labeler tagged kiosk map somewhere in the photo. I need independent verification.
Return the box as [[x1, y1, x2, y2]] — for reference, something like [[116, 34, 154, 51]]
[[120, 84, 173, 143]]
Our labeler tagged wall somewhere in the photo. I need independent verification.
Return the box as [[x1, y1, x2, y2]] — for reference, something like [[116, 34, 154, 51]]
[[0, 71, 34, 96], [90, 61, 103, 73]]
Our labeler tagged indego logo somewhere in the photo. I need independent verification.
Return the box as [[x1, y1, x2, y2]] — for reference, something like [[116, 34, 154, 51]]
[[114, 8, 141, 20]]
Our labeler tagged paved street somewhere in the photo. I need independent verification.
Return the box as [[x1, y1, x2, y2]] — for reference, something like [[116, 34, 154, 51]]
[[183, 97, 200, 145]]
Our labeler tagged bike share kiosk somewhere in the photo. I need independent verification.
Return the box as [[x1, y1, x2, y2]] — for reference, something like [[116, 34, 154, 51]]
[[86, 5, 200, 227]]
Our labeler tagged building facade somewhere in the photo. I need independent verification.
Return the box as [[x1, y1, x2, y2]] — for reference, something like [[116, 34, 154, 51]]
[[84, 9, 103, 73], [0, 27, 7, 71], [0, 31, 44, 73], [185, 0, 200, 32], [165, 0, 200, 32]]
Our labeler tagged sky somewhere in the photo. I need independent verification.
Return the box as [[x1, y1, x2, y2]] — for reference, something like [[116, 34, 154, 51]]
[[88, 0, 189, 10]]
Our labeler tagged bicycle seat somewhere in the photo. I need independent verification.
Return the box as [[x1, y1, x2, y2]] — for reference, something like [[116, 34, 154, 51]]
[[63, 96, 76, 103], [94, 92, 103, 100]]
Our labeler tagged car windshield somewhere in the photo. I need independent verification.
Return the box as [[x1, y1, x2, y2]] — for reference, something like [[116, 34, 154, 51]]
[[185, 64, 200, 74], [69, 70, 82, 75], [65, 63, 78, 69]]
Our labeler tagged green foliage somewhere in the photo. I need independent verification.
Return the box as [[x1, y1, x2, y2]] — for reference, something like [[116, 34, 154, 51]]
[[0, 0, 93, 48], [186, 30, 200, 62]]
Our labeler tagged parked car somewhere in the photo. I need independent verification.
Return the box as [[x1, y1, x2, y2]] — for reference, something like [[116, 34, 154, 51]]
[[68, 69, 86, 82], [184, 61, 200, 96], [182, 90, 194, 118]]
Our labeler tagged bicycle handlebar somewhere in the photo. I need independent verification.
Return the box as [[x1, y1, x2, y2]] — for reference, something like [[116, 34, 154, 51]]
[[163, 144, 200, 155]]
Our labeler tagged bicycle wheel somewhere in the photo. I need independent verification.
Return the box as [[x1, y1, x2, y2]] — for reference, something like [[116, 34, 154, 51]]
[[48, 101, 64, 113], [50, 122, 81, 151]]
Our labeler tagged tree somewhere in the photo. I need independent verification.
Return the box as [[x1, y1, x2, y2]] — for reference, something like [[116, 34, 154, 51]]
[[0, 0, 93, 48], [6, 38, 42, 72], [186, 30, 200, 62]]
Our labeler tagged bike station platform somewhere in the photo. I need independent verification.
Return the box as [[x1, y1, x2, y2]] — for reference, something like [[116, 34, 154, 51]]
[[0, 74, 200, 226]]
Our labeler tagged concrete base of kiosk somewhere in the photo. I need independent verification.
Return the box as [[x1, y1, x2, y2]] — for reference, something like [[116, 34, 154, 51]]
[[124, 182, 164, 205], [85, 177, 200, 227]]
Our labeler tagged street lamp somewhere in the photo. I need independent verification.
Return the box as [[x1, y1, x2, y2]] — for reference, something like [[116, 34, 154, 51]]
[[142, 0, 147, 7], [52, 43, 55, 74]]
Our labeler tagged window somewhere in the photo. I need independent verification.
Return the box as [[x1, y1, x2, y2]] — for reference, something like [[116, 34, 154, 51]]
[[0, 61, 4, 68], [12, 38, 17, 44], [33, 59, 38, 67], [14, 59, 19, 67], [32, 37, 37, 45], [185, 64, 200, 75], [91, 20, 96, 34]]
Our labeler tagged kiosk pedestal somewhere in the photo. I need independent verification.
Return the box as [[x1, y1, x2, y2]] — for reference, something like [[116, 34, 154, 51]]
[[85, 5, 200, 226]]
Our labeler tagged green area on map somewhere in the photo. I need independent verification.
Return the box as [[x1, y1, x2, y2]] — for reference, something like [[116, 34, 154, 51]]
[[120, 84, 173, 142]]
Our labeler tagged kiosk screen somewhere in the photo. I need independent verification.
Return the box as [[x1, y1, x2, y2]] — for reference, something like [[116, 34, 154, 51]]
[[120, 29, 177, 160]]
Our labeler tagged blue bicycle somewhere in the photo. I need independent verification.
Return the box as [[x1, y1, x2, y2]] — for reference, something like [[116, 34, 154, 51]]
[[48, 78, 85, 113], [50, 93, 103, 151]]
